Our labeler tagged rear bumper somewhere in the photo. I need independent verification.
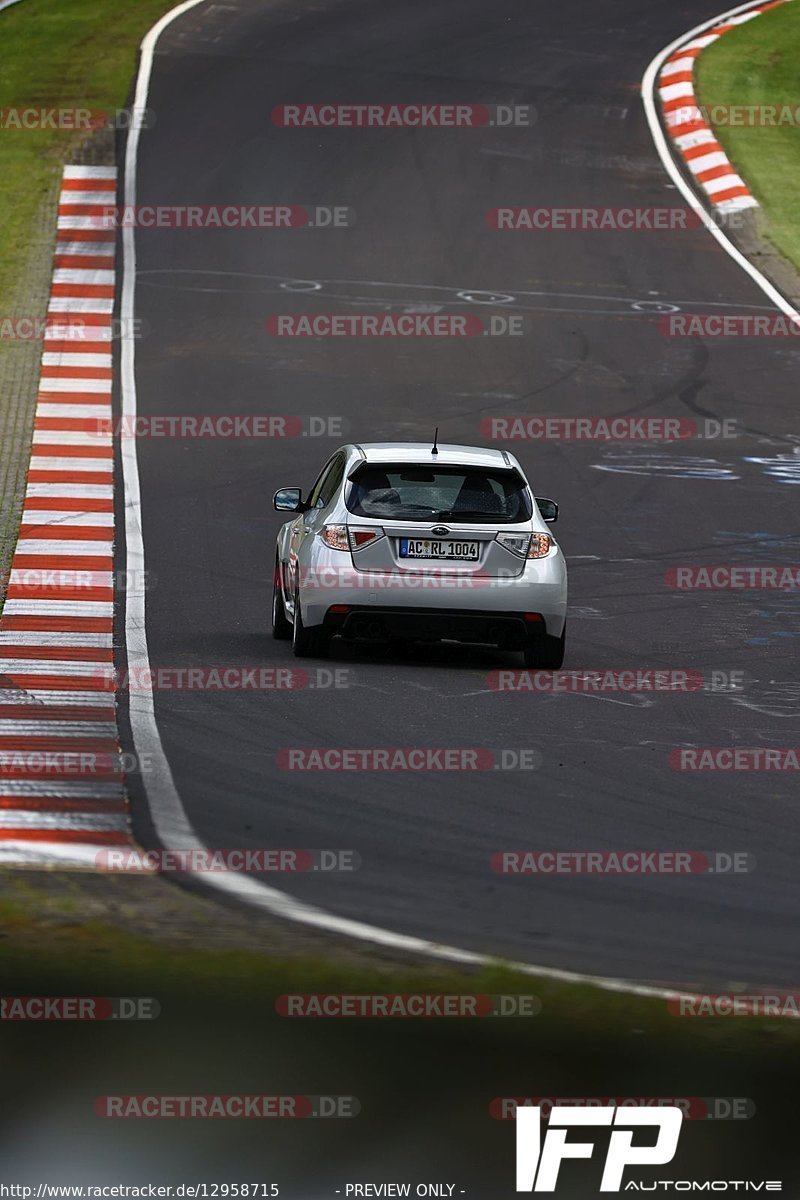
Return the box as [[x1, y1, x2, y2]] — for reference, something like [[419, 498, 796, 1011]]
[[293, 550, 567, 637], [322, 605, 557, 647]]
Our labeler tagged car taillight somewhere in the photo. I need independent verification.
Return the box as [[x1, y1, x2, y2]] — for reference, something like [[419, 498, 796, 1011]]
[[527, 533, 552, 559], [320, 524, 349, 551], [495, 532, 530, 557], [495, 532, 552, 559], [348, 526, 384, 551]]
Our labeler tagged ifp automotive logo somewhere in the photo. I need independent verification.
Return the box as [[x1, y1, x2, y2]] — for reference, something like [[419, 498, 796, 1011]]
[[515, 1104, 682, 1192]]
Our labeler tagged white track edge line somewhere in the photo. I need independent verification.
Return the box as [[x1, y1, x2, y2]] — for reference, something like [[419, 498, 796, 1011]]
[[642, 0, 800, 326], [121, 0, 739, 1005]]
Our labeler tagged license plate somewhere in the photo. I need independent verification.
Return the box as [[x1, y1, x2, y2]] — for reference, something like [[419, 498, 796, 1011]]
[[399, 538, 479, 561]]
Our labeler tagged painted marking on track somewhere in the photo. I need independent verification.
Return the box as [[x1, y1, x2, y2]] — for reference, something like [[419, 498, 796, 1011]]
[[0, 165, 135, 868], [656, 0, 795, 211], [643, 2, 800, 337]]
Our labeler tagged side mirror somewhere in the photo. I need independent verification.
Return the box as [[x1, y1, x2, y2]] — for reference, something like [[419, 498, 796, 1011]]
[[274, 487, 305, 513], [536, 497, 558, 523]]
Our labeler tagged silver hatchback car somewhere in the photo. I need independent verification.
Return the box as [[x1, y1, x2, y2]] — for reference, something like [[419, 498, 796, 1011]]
[[272, 442, 567, 667]]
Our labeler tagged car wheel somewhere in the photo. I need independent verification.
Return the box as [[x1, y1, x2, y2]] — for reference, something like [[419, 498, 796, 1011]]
[[272, 556, 292, 640], [523, 623, 566, 670], [291, 588, 329, 658]]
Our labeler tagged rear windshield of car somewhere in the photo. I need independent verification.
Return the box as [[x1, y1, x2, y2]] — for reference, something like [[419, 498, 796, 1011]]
[[345, 465, 532, 524]]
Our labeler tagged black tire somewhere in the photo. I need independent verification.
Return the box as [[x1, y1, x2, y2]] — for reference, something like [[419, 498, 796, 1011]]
[[272, 557, 292, 640], [291, 589, 330, 658], [523, 623, 566, 669]]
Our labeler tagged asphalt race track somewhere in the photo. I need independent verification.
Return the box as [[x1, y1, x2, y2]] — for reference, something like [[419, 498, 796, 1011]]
[[119, 0, 800, 989]]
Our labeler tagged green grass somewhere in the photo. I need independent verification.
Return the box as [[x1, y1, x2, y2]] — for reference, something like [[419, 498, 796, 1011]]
[[1, 894, 798, 1054], [0, 0, 175, 305], [695, 2, 800, 270]]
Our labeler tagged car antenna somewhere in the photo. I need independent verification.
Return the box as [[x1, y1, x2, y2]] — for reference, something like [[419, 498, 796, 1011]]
[[431, 426, 439, 456]]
